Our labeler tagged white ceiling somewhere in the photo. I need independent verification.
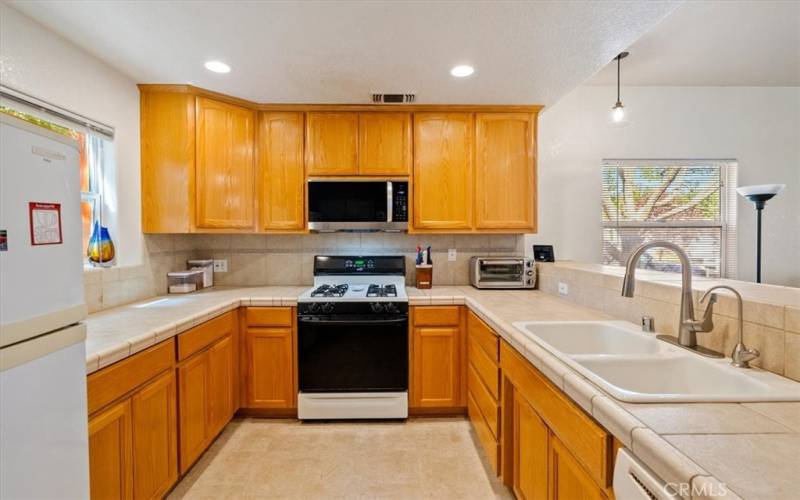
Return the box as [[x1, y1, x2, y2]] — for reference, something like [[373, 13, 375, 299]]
[[588, 0, 800, 86], [7, 0, 680, 106]]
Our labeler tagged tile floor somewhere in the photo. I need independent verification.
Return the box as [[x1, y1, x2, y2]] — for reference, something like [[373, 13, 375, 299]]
[[168, 417, 512, 499]]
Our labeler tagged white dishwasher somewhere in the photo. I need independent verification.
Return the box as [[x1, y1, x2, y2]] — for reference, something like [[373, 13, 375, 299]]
[[614, 448, 679, 500]]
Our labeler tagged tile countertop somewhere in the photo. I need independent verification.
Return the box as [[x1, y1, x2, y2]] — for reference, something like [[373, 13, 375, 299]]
[[84, 285, 800, 499]]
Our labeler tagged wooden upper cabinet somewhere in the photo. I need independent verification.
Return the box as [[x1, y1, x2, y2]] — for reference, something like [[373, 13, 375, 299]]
[[305, 112, 358, 175], [195, 96, 255, 229], [475, 113, 536, 230], [413, 113, 474, 230], [140, 90, 195, 233], [358, 112, 411, 175], [89, 400, 133, 500], [257, 112, 305, 231]]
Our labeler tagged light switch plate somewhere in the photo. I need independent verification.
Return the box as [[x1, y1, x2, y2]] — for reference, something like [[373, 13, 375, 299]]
[[213, 259, 228, 273], [558, 282, 569, 295], [448, 248, 457, 261]]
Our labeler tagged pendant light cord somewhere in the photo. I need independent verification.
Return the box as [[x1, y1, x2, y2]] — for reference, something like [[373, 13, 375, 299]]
[[616, 55, 621, 103]]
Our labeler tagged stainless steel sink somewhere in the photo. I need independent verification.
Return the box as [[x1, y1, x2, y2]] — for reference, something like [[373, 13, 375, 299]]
[[512, 320, 800, 403]]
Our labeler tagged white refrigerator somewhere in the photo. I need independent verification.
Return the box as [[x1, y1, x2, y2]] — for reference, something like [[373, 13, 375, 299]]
[[0, 112, 90, 498]]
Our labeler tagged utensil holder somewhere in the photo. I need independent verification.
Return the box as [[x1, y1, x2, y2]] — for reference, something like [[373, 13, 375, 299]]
[[415, 265, 432, 289]]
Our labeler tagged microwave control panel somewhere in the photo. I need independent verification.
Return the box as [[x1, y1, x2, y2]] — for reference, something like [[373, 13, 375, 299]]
[[392, 182, 408, 222]]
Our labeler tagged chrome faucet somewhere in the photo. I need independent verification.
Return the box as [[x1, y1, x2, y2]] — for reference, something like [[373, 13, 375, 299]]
[[621, 241, 722, 357], [700, 286, 760, 368]]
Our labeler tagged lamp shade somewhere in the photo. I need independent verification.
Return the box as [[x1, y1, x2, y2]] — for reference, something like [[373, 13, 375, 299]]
[[737, 184, 785, 197]]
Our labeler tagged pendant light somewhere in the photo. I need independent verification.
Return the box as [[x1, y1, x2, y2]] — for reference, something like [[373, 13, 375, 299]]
[[610, 51, 630, 125]]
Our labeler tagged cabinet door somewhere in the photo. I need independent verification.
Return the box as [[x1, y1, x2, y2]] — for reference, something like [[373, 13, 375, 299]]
[[243, 327, 295, 408], [306, 112, 358, 175], [88, 400, 133, 500], [257, 112, 305, 230], [358, 112, 411, 175], [413, 113, 474, 229], [512, 392, 548, 500], [411, 326, 461, 407], [207, 334, 235, 437], [475, 113, 535, 230], [177, 351, 209, 474], [195, 96, 255, 229], [131, 370, 177, 500], [550, 435, 607, 500]]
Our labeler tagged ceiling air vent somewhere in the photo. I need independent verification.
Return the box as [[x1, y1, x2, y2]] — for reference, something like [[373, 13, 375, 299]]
[[371, 93, 415, 104]]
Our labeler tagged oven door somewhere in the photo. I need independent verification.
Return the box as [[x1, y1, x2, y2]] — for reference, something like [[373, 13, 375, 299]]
[[298, 315, 408, 392]]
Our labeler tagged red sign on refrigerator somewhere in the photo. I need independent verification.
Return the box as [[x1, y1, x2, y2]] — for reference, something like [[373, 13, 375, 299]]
[[29, 202, 63, 245]]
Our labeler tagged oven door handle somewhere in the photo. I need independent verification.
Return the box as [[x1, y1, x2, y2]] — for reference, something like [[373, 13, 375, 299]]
[[298, 317, 408, 326]]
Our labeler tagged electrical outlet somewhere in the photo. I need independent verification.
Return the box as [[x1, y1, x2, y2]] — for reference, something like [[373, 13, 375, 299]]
[[558, 282, 569, 296], [448, 248, 457, 261], [213, 259, 228, 273]]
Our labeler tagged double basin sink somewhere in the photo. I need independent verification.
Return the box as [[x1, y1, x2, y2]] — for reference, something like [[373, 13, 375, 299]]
[[512, 321, 800, 403]]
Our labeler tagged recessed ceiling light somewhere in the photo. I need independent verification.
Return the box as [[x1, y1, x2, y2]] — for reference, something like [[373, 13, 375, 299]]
[[204, 60, 231, 74], [450, 65, 474, 77]]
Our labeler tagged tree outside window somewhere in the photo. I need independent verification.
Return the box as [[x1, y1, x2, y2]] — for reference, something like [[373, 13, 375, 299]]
[[601, 160, 737, 278]]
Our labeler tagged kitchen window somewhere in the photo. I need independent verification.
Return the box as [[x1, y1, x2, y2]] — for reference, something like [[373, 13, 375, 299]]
[[0, 88, 114, 264], [601, 159, 737, 278]]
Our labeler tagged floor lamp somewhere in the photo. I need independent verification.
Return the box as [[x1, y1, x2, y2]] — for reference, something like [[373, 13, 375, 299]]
[[737, 184, 785, 283]]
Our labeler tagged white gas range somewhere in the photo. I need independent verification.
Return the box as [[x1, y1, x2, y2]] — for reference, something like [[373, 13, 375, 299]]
[[297, 256, 409, 420]]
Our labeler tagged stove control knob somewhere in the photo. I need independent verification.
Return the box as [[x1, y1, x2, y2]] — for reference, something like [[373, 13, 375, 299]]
[[307, 302, 320, 314], [370, 302, 385, 313], [321, 302, 335, 313], [383, 303, 398, 314]]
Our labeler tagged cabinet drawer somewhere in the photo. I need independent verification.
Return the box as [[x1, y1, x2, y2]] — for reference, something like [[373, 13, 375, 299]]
[[500, 341, 611, 488], [468, 336, 499, 399], [246, 307, 293, 327], [88, 339, 175, 415], [468, 392, 499, 474], [468, 364, 499, 439], [177, 311, 235, 361], [467, 311, 498, 362], [413, 306, 460, 326]]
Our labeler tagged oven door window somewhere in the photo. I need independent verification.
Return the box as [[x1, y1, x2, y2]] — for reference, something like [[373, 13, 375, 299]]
[[308, 182, 388, 222], [479, 261, 523, 282], [298, 317, 408, 392]]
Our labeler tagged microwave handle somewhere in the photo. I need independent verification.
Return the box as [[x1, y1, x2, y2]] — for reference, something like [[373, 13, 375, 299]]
[[387, 182, 393, 222], [481, 260, 525, 266]]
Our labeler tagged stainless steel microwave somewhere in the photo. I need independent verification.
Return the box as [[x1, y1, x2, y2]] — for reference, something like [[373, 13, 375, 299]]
[[307, 180, 408, 232], [469, 256, 536, 289]]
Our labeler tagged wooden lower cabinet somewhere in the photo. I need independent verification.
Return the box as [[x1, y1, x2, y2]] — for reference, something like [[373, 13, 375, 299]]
[[208, 334, 235, 435], [177, 351, 209, 474], [411, 326, 461, 407], [501, 339, 612, 500], [178, 333, 235, 474], [243, 327, 295, 408], [88, 400, 133, 500], [512, 391, 548, 500], [409, 306, 465, 411], [88, 340, 178, 500], [131, 370, 178, 500], [550, 435, 607, 500]]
